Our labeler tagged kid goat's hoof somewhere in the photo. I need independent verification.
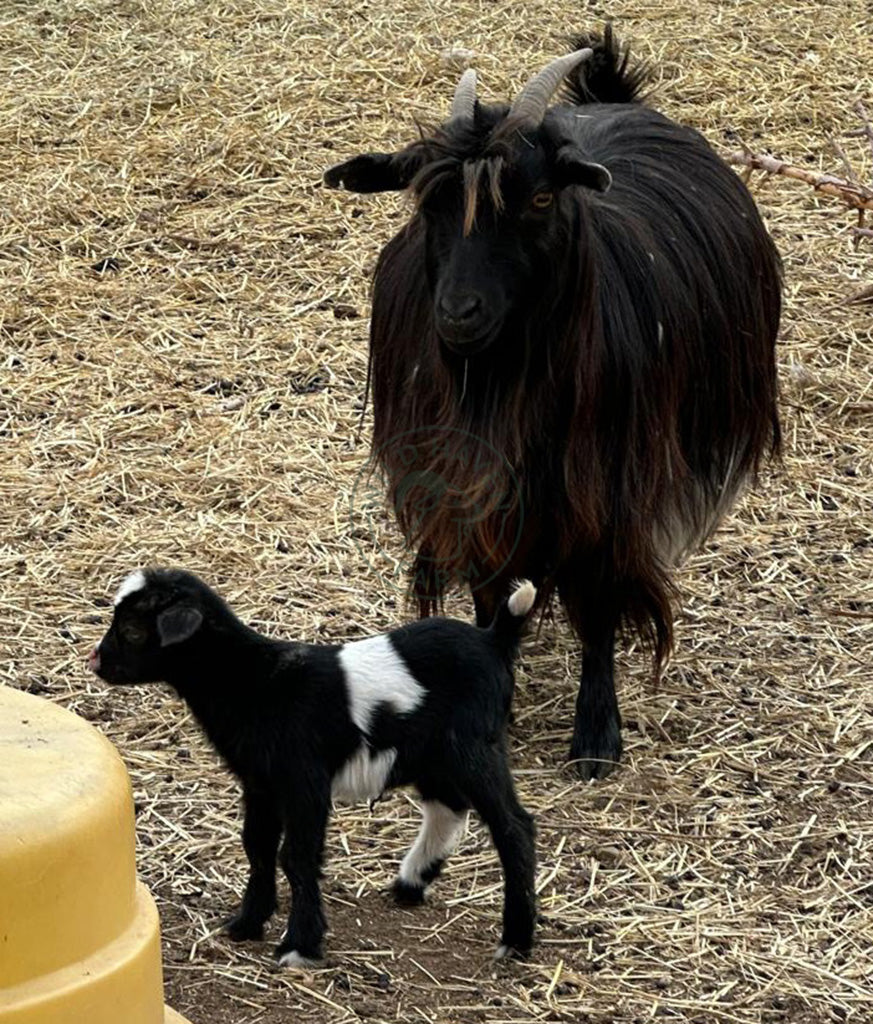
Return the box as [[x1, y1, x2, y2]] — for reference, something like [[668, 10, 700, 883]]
[[223, 914, 265, 942], [494, 943, 529, 962], [391, 878, 426, 906], [276, 949, 324, 970]]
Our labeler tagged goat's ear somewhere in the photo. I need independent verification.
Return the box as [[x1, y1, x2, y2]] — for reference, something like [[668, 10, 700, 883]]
[[156, 605, 203, 647], [554, 146, 613, 193], [324, 152, 415, 193]]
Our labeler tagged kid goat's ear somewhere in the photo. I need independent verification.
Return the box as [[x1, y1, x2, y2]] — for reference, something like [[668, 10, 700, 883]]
[[156, 605, 203, 647]]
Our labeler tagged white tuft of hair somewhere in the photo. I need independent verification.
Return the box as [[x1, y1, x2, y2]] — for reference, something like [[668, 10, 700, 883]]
[[507, 579, 536, 618], [114, 570, 147, 607]]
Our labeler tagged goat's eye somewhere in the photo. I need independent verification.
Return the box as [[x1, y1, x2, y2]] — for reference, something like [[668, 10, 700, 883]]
[[121, 621, 148, 645], [531, 192, 554, 211]]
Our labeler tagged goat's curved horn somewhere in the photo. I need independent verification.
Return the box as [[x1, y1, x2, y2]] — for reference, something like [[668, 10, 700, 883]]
[[450, 68, 477, 121], [509, 48, 593, 126]]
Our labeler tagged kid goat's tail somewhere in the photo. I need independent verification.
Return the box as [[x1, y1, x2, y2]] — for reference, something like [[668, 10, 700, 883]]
[[490, 580, 537, 658]]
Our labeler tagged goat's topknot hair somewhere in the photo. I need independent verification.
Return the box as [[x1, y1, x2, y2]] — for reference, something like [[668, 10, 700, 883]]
[[560, 23, 650, 107]]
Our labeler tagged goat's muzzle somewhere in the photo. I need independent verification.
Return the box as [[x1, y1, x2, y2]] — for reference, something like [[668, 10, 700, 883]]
[[435, 291, 497, 352]]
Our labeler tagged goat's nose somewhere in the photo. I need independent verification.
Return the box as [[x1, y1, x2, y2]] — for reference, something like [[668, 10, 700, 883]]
[[87, 645, 100, 672], [438, 292, 482, 323]]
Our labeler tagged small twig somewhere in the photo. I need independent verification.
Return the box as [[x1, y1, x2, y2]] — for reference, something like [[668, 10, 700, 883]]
[[830, 137, 860, 184], [844, 282, 873, 305], [848, 104, 873, 246], [725, 150, 873, 210], [824, 608, 873, 620], [163, 234, 241, 252], [853, 226, 873, 240], [853, 210, 867, 250], [853, 100, 873, 159]]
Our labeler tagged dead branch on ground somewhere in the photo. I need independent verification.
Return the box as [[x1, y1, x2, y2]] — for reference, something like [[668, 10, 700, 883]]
[[725, 150, 873, 211]]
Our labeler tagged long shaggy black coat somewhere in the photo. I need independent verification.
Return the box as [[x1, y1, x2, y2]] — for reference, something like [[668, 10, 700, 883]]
[[327, 26, 781, 777]]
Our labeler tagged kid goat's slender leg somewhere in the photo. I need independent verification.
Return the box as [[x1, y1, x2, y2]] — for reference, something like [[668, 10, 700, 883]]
[[464, 748, 536, 957], [225, 786, 282, 941], [274, 786, 330, 966]]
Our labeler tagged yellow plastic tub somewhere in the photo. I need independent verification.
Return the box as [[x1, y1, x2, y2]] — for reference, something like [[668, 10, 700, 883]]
[[0, 685, 192, 1024]]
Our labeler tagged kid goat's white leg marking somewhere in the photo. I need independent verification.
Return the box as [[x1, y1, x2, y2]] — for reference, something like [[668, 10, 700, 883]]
[[399, 801, 468, 887], [114, 570, 147, 606], [338, 634, 425, 733]]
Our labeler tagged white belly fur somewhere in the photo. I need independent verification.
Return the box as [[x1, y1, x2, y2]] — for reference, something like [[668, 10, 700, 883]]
[[332, 744, 396, 804]]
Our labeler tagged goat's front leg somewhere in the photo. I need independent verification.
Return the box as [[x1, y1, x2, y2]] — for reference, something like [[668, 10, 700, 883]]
[[473, 585, 500, 628], [274, 787, 330, 967], [570, 623, 622, 780], [224, 786, 282, 941]]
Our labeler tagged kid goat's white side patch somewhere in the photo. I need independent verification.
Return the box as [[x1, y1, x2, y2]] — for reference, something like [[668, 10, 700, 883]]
[[338, 634, 425, 734], [114, 570, 147, 606]]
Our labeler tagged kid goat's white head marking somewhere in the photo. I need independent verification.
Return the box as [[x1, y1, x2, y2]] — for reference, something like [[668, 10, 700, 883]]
[[337, 634, 424, 735], [114, 570, 147, 607], [91, 570, 146, 662]]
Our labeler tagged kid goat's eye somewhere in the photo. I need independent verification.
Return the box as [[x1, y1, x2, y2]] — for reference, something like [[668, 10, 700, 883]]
[[121, 621, 148, 645], [531, 191, 554, 210]]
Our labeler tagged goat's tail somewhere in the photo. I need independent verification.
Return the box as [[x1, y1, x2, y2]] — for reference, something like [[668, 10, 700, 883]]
[[490, 580, 537, 658], [561, 23, 650, 106]]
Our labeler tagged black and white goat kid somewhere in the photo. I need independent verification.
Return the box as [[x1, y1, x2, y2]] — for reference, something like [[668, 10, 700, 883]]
[[90, 569, 538, 965]]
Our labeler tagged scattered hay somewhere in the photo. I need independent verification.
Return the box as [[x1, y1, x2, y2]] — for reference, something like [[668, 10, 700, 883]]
[[1, 1, 871, 1023]]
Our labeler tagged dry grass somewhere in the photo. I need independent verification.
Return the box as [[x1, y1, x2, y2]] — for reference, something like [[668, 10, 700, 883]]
[[1, 1, 872, 1022]]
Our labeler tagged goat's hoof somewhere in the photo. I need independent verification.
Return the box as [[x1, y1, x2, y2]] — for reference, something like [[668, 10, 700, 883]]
[[276, 948, 324, 970], [223, 914, 266, 942], [569, 721, 622, 781], [571, 757, 618, 781], [391, 879, 426, 906]]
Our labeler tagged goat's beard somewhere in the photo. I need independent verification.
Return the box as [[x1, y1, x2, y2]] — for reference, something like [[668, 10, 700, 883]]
[[379, 331, 542, 608]]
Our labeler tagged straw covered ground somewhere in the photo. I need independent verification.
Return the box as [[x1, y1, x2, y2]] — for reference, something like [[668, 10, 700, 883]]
[[1, 1, 872, 1021]]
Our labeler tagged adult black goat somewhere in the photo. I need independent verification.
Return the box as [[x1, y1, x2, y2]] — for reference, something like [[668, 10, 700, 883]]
[[325, 27, 781, 779]]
